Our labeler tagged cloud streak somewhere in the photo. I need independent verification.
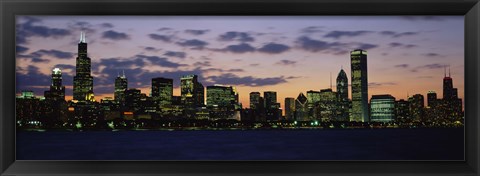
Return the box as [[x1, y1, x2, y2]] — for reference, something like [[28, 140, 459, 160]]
[[324, 30, 373, 39], [218, 31, 254, 42], [102, 30, 130, 40]]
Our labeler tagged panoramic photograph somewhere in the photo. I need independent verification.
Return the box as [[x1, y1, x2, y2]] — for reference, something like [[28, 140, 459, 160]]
[[15, 16, 464, 160]]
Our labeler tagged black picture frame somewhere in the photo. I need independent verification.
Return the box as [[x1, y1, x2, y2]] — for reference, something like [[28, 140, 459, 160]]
[[1, 0, 479, 175]]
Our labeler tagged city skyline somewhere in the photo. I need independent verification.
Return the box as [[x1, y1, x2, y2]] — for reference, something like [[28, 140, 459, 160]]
[[16, 16, 464, 111]]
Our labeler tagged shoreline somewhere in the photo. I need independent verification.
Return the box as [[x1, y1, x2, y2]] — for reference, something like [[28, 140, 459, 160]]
[[17, 126, 465, 132]]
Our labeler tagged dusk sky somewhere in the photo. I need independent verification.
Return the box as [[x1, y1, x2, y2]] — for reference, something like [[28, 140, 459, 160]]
[[16, 16, 464, 110]]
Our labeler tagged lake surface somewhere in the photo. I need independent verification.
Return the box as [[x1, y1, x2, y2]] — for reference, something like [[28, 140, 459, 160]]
[[16, 128, 464, 160]]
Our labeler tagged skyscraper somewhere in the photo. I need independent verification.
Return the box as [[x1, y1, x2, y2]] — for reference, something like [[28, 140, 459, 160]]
[[44, 68, 65, 101], [152, 77, 173, 108], [350, 49, 369, 122], [441, 68, 463, 122], [336, 68, 349, 121], [408, 94, 424, 122], [73, 32, 94, 102], [114, 71, 128, 105], [264, 91, 280, 121], [43, 68, 68, 125], [249, 92, 265, 122], [370, 94, 396, 122], [295, 92, 308, 121], [206, 85, 237, 119], [284, 97, 295, 121], [181, 74, 204, 108], [306, 90, 320, 118], [249, 92, 262, 109], [318, 88, 337, 122], [443, 67, 454, 100], [427, 91, 437, 108], [395, 99, 410, 123], [125, 88, 141, 113]]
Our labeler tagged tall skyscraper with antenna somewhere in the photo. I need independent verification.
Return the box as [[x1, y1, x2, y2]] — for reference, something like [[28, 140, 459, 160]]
[[443, 65, 454, 100], [115, 70, 128, 105], [73, 32, 94, 102], [441, 65, 463, 121]]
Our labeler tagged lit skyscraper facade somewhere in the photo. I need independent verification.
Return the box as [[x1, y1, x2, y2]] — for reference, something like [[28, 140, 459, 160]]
[[284, 97, 295, 121], [181, 75, 204, 108], [73, 32, 94, 102], [350, 49, 369, 122], [114, 71, 128, 104], [306, 90, 320, 118], [152, 77, 173, 108], [44, 68, 65, 101], [336, 68, 349, 121], [370, 94, 396, 122], [206, 85, 237, 119], [318, 88, 337, 122]]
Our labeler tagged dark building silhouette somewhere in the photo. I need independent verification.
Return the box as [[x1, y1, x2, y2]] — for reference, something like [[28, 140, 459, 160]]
[[152, 77, 173, 108], [16, 91, 43, 128], [139, 94, 156, 119], [125, 89, 141, 114], [408, 94, 424, 122], [441, 68, 463, 122], [284, 97, 295, 121], [114, 71, 128, 105], [350, 49, 369, 122], [249, 92, 265, 122], [73, 32, 94, 102], [336, 68, 349, 121], [264, 91, 280, 121], [249, 92, 262, 109], [395, 99, 410, 123], [427, 91, 437, 108], [100, 97, 120, 120], [443, 67, 454, 100], [295, 92, 308, 121], [43, 68, 68, 126]]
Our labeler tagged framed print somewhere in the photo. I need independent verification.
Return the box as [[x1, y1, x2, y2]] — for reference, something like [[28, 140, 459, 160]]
[[1, 0, 479, 175]]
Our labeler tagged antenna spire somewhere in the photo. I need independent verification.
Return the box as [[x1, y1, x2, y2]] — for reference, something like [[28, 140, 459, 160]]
[[79, 32, 83, 43], [448, 65, 451, 77], [79, 32, 86, 43], [122, 70, 125, 77], [330, 72, 332, 89], [444, 65, 446, 77]]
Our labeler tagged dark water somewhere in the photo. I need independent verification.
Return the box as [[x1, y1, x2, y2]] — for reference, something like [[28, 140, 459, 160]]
[[16, 128, 464, 160]]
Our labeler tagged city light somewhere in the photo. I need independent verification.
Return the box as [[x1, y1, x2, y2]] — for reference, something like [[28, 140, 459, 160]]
[[15, 32, 464, 131]]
